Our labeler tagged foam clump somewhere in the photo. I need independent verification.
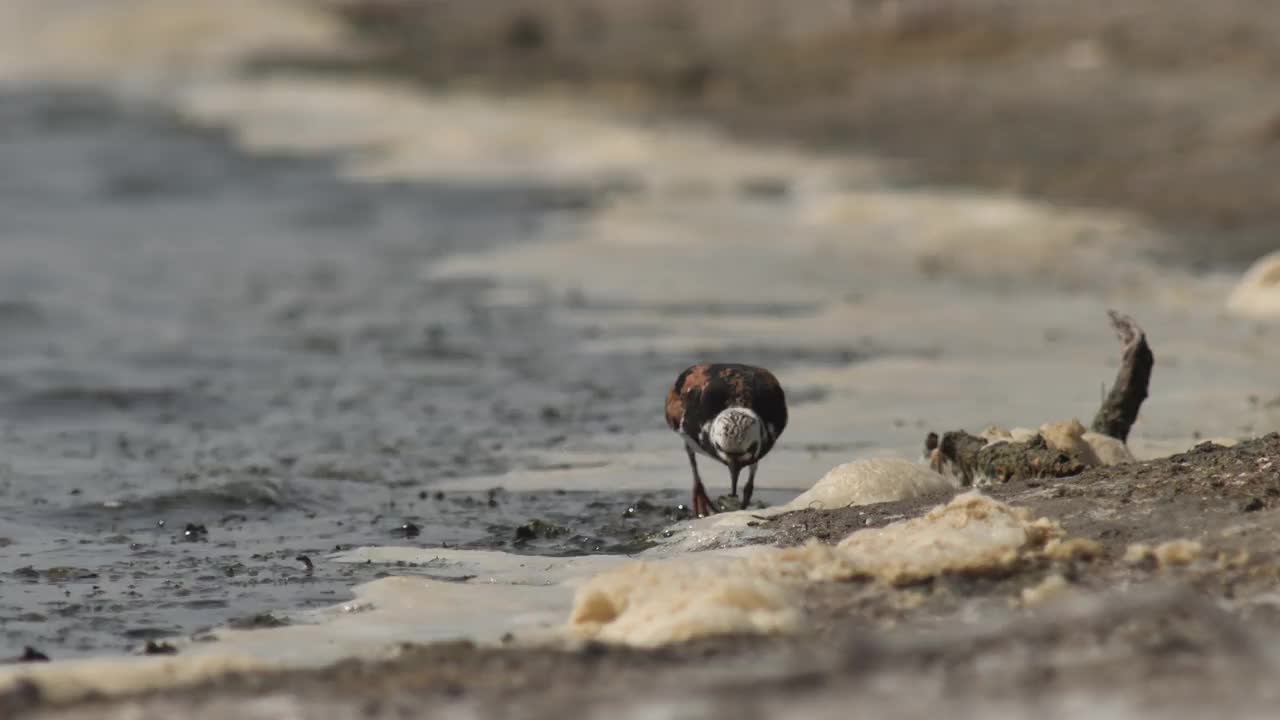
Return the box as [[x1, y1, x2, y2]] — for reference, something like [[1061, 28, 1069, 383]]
[[0, 654, 274, 707], [568, 556, 802, 648], [1124, 539, 1203, 568], [1227, 250, 1280, 318], [571, 492, 1064, 646], [1037, 419, 1103, 466], [649, 458, 956, 554], [832, 491, 1062, 586], [779, 457, 957, 512], [1044, 537, 1104, 562], [1082, 431, 1135, 465]]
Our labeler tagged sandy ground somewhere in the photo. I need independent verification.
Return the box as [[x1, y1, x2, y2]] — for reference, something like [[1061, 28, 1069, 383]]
[[8, 434, 1280, 718]]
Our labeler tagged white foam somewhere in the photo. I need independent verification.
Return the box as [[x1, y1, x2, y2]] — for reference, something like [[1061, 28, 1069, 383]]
[[0, 652, 276, 706], [569, 492, 1065, 646], [646, 457, 955, 554], [1227, 250, 1280, 319], [779, 457, 956, 511]]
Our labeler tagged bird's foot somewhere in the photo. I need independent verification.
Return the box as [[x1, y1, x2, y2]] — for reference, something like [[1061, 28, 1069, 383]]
[[691, 490, 718, 517], [716, 494, 745, 512]]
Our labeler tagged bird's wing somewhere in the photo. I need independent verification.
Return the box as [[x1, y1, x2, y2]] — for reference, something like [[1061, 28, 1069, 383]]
[[752, 368, 788, 453]]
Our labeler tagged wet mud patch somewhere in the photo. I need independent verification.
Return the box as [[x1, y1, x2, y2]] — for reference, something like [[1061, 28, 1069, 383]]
[[1, 87, 672, 659], [5, 386, 200, 421], [996, 434, 1280, 559], [468, 487, 794, 556], [1, 477, 792, 656], [765, 488, 962, 547]]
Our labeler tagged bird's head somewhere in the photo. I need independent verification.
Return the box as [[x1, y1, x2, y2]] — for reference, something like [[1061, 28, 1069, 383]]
[[709, 408, 764, 466]]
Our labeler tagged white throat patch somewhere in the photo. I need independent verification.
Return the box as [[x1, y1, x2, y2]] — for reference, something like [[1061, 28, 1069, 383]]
[[708, 408, 763, 459]]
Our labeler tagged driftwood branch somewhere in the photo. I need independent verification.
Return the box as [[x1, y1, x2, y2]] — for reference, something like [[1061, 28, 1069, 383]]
[[925, 310, 1153, 486], [930, 430, 1087, 487], [1090, 310, 1154, 442]]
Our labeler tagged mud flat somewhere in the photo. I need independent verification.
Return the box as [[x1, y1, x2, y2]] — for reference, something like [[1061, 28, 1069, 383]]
[[6, 434, 1280, 718]]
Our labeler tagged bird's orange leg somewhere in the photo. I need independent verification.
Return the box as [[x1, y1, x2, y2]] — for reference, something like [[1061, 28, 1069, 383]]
[[686, 447, 717, 517]]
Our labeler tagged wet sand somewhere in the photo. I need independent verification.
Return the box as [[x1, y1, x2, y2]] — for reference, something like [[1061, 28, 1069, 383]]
[[9, 434, 1280, 718]]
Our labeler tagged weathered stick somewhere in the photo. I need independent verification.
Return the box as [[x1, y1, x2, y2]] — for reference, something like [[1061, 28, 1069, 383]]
[[925, 310, 1153, 485], [1090, 310, 1154, 443]]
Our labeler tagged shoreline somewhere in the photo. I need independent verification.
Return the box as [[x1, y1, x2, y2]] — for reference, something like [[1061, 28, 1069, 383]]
[[9, 434, 1280, 718], [2, 2, 1279, 717]]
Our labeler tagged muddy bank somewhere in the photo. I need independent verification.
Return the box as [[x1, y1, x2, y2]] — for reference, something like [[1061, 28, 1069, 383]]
[[11, 434, 1280, 718], [0, 85, 850, 659], [320, 0, 1280, 270]]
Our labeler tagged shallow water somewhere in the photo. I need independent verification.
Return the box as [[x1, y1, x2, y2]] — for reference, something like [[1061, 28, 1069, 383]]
[[0, 88, 847, 659], [1, 0, 1278, 671]]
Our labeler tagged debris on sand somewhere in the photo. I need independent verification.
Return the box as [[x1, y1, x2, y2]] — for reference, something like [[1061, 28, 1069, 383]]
[[514, 519, 569, 543], [1124, 540, 1203, 568], [1154, 540, 1203, 567], [926, 310, 1151, 486], [182, 523, 209, 542], [928, 422, 1095, 487], [1089, 310, 1154, 444], [1043, 537, 1104, 563]]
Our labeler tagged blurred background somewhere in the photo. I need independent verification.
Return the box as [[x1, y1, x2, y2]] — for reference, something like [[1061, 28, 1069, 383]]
[[332, 0, 1280, 271], [0, 0, 1276, 660]]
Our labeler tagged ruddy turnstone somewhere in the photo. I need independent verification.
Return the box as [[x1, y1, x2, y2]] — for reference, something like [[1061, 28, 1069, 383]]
[[665, 363, 788, 516]]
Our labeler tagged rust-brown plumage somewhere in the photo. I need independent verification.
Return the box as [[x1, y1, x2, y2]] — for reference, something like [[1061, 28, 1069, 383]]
[[666, 363, 788, 516]]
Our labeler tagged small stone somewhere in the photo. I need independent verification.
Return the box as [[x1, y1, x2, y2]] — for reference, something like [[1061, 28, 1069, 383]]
[[18, 647, 50, 663]]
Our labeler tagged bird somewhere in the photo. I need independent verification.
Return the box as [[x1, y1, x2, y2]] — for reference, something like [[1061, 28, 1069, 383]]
[[665, 363, 788, 517]]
